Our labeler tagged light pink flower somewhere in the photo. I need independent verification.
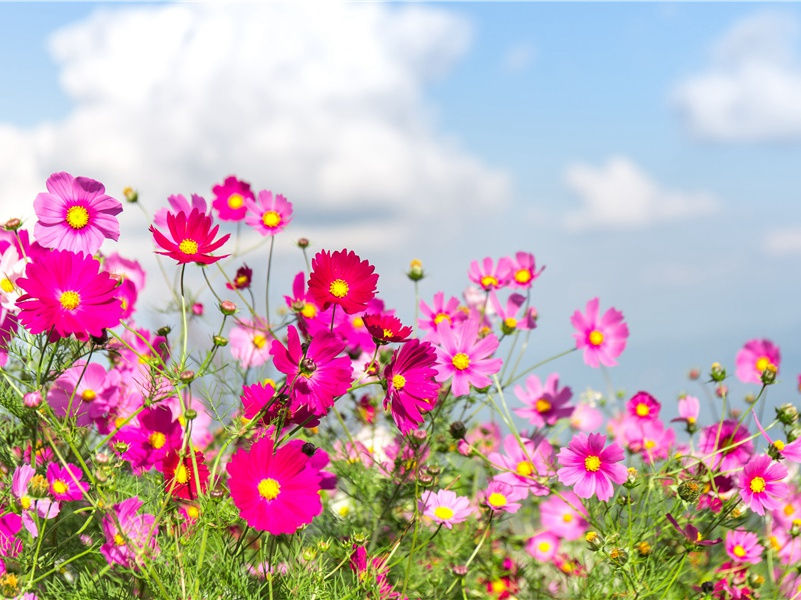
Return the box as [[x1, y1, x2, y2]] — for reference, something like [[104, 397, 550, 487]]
[[153, 193, 208, 230], [228, 319, 272, 369], [539, 492, 587, 540], [489, 291, 537, 335], [514, 373, 573, 428], [739, 454, 789, 516], [245, 190, 293, 236], [468, 256, 511, 291], [556, 433, 627, 502], [434, 317, 502, 397], [489, 433, 553, 497], [570, 297, 628, 368], [100, 496, 159, 569], [484, 480, 526, 514], [735, 339, 780, 384], [418, 291, 466, 343], [725, 530, 763, 564], [526, 531, 559, 561], [419, 489, 473, 528], [507, 251, 544, 289], [570, 402, 604, 432]]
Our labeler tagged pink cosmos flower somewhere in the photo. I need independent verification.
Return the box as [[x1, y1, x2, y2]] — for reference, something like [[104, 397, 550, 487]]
[[228, 319, 272, 368], [570, 402, 605, 432], [33, 172, 122, 255], [539, 492, 587, 540], [0, 245, 27, 314], [526, 532, 559, 562], [271, 325, 353, 416], [434, 317, 502, 397], [245, 190, 293, 236], [739, 454, 789, 516], [485, 480, 526, 514], [363, 313, 413, 344], [113, 405, 182, 474], [47, 362, 120, 427], [12, 465, 59, 538], [0, 308, 17, 368], [557, 433, 627, 502], [100, 496, 159, 569], [514, 373, 573, 428], [227, 436, 324, 534], [418, 291, 466, 343], [150, 208, 230, 265], [725, 530, 763, 564], [307, 249, 378, 314], [211, 175, 254, 221], [570, 297, 629, 368], [0, 512, 22, 559], [162, 449, 209, 500], [630, 420, 675, 464], [665, 513, 721, 546], [698, 420, 754, 472], [153, 193, 208, 230], [284, 271, 320, 325], [489, 434, 554, 497], [626, 391, 660, 421], [507, 251, 544, 289], [101, 252, 146, 294], [419, 489, 473, 528], [468, 256, 511, 291], [736, 339, 781, 384], [672, 395, 700, 428], [46, 462, 89, 501], [752, 411, 801, 463], [490, 292, 537, 337], [226, 264, 253, 290], [383, 339, 440, 433], [15, 249, 123, 340]]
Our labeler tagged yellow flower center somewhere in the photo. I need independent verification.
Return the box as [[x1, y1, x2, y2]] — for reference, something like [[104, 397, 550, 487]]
[[480, 275, 498, 288], [535, 397, 551, 413], [114, 533, 126, 546], [149, 431, 166, 449], [750, 476, 766, 493], [733, 544, 747, 558], [538, 541, 552, 553], [452, 353, 470, 371], [588, 330, 604, 347], [488, 492, 507, 508], [235, 275, 249, 286], [262, 210, 281, 228], [644, 439, 656, 450], [382, 328, 394, 338], [774, 440, 786, 452], [186, 505, 200, 520], [252, 334, 267, 349], [174, 464, 189, 484], [179, 239, 198, 255], [227, 193, 244, 209], [52, 479, 68, 495], [433, 312, 451, 325], [516, 461, 534, 476], [258, 477, 281, 500], [514, 268, 531, 284], [503, 317, 517, 330], [755, 355, 773, 373], [635, 403, 650, 417], [20, 496, 31, 510], [392, 374, 406, 390], [59, 290, 81, 311], [329, 279, 349, 298], [0, 278, 13, 293], [562, 513, 573, 523], [66, 205, 90, 229], [784, 504, 795, 516], [584, 455, 601, 472], [81, 389, 96, 403], [433, 506, 454, 521], [491, 580, 508, 593], [300, 303, 317, 318], [352, 316, 364, 328]]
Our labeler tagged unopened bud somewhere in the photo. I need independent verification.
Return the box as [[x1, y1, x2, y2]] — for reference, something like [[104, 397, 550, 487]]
[[407, 258, 424, 282], [192, 302, 204, 316], [449, 420, 466, 440], [213, 335, 228, 347], [678, 480, 702, 503], [748, 573, 764, 589], [777, 404, 799, 426], [219, 300, 237, 315], [585, 531, 600, 550], [297, 238, 310, 249], [745, 393, 757, 405], [3, 217, 21, 231], [417, 472, 434, 486], [23, 391, 42, 408], [156, 326, 171, 337], [688, 368, 700, 381], [715, 384, 728, 399], [123, 187, 138, 203], [412, 429, 427, 442], [709, 362, 726, 382], [608, 547, 627, 566], [184, 409, 197, 420], [791, 520, 801, 538], [787, 425, 801, 443], [761, 363, 778, 385], [637, 541, 651, 556], [180, 370, 195, 383], [452, 565, 468, 576], [624, 467, 638, 488], [302, 442, 316, 456]]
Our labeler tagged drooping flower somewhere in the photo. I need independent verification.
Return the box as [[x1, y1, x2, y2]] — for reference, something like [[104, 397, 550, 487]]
[[162, 450, 209, 500], [46, 462, 89, 501], [211, 175, 254, 221], [245, 190, 293, 236], [672, 395, 700, 428], [419, 489, 473, 529], [665, 513, 721, 546], [556, 433, 627, 502], [468, 257, 511, 291], [102, 252, 146, 294], [698, 420, 754, 472], [514, 373, 573, 428], [307, 249, 378, 314], [226, 264, 253, 290], [15, 249, 123, 340], [489, 291, 537, 335], [725, 530, 763, 564], [739, 454, 789, 516], [153, 193, 209, 230], [538, 492, 587, 540], [570, 297, 629, 368], [0, 308, 17, 368], [507, 251, 544, 289], [383, 339, 440, 433], [736, 339, 780, 384], [271, 325, 353, 416], [525, 532, 559, 562], [149, 208, 230, 265], [33, 171, 122, 255], [226, 436, 324, 534], [100, 496, 159, 569], [434, 317, 502, 397], [363, 313, 412, 345]]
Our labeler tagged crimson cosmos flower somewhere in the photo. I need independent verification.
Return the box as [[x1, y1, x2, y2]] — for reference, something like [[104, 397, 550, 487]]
[[307, 249, 378, 314], [149, 208, 230, 265]]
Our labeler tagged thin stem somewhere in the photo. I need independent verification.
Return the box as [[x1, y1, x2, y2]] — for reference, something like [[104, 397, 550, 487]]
[[265, 235, 276, 326]]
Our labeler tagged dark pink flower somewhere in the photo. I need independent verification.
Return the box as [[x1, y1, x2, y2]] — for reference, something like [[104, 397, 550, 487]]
[[434, 317, 502, 397], [556, 433, 627, 502], [468, 256, 511, 291], [113, 405, 182, 474], [735, 339, 780, 384], [508, 251, 544, 289], [698, 420, 753, 472], [153, 193, 208, 230], [307, 249, 378, 314], [211, 175, 254, 221], [363, 313, 412, 344], [100, 496, 159, 569], [150, 208, 230, 265], [514, 373, 573, 428], [739, 454, 789, 516], [46, 462, 89, 501], [383, 339, 440, 433]]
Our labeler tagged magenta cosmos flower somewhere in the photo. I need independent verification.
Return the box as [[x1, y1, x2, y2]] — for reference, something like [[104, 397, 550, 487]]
[[34, 172, 122, 255], [735, 339, 780, 384], [570, 297, 628, 368], [539, 491, 587, 540], [47, 361, 120, 427], [434, 317, 502, 397], [626, 391, 660, 421], [227, 436, 325, 534], [150, 208, 230, 265], [725, 530, 763, 564], [307, 249, 378, 314], [752, 410, 801, 463], [557, 433, 627, 502], [100, 496, 159, 569], [526, 531, 559, 562], [419, 489, 473, 529], [363, 313, 412, 344], [468, 256, 511, 291], [418, 292, 465, 342], [739, 454, 789, 516], [153, 193, 208, 230], [47, 462, 89, 501], [514, 373, 573, 428], [245, 190, 293, 236], [383, 339, 440, 433], [698, 420, 753, 472], [271, 325, 353, 416], [508, 251, 544, 289], [211, 175, 254, 221], [15, 249, 123, 340]]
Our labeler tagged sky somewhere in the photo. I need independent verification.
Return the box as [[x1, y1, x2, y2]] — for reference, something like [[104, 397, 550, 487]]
[[0, 2, 799, 422]]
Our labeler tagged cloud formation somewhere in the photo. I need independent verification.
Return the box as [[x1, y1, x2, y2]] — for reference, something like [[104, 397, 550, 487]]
[[563, 156, 718, 230], [763, 226, 801, 256], [673, 12, 801, 141]]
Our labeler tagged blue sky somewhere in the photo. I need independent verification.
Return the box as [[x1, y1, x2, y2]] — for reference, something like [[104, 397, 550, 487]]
[[0, 2, 799, 421]]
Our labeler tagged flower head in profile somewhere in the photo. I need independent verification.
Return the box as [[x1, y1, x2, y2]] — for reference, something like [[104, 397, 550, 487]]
[[752, 410, 801, 463], [489, 291, 537, 336], [725, 530, 763, 564], [418, 292, 466, 343], [150, 208, 230, 265], [739, 454, 789, 516], [33, 172, 122, 255], [15, 249, 123, 340], [363, 313, 412, 345], [735, 339, 780, 384], [307, 249, 378, 314], [383, 339, 440, 433], [434, 317, 502, 397], [570, 297, 628, 368], [227, 436, 324, 534], [212, 175, 254, 221], [100, 496, 159, 570], [514, 373, 573, 428], [245, 190, 293, 236], [419, 489, 473, 529], [556, 433, 627, 502], [226, 264, 253, 290]]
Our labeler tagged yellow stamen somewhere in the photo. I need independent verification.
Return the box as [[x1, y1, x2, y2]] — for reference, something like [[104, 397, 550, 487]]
[[480, 275, 498, 288], [503, 317, 517, 329], [179, 239, 198, 255], [352, 316, 364, 328], [329, 279, 349, 298], [733, 544, 747, 558], [20, 496, 31, 510], [227, 193, 244, 209], [535, 397, 551, 413], [258, 477, 281, 500], [538, 541, 552, 553], [59, 290, 80, 311], [514, 268, 531, 284], [262, 210, 281, 228], [433, 506, 454, 521], [755, 356, 773, 373], [114, 533, 126, 546], [635, 403, 650, 417], [186, 505, 200, 520], [774, 440, 786, 452], [487, 492, 507, 508], [516, 461, 534, 476], [562, 513, 573, 523], [750, 476, 766, 493], [391, 374, 406, 390], [52, 479, 68, 495], [149, 431, 166, 449], [784, 504, 795, 516], [66, 205, 90, 229], [588, 330, 604, 347], [0, 278, 13, 293], [252, 334, 267, 349], [584, 455, 601, 472], [382, 328, 394, 338], [451, 352, 470, 371], [433, 312, 451, 325], [174, 464, 189, 484], [81, 389, 96, 403], [300, 304, 317, 318]]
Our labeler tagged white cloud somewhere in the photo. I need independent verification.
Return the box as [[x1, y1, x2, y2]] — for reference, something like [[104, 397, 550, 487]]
[[502, 42, 535, 73], [563, 156, 718, 230], [763, 226, 801, 256], [673, 12, 801, 141]]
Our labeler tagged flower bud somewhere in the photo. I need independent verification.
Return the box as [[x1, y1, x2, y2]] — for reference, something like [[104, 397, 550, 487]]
[[777, 403, 799, 426], [407, 258, 424, 282], [23, 391, 42, 408], [219, 300, 237, 315], [302, 442, 316, 456], [637, 541, 651, 556], [791, 519, 801, 538], [608, 547, 627, 566], [192, 302, 204, 316], [688, 368, 700, 381], [715, 384, 728, 399], [787, 425, 801, 443], [623, 467, 638, 488], [452, 565, 468, 577], [156, 325, 172, 337], [678, 480, 702, 503], [748, 573, 764, 589], [417, 472, 434, 486], [180, 370, 195, 383], [585, 531, 600, 550], [213, 335, 228, 347], [709, 362, 726, 382], [184, 408, 198, 420], [412, 429, 427, 443], [123, 187, 138, 203], [297, 238, 310, 249], [3, 217, 21, 231], [761, 363, 778, 385], [769, 440, 785, 461], [449, 420, 466, 440]]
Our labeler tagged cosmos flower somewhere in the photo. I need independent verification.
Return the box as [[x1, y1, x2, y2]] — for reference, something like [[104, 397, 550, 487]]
[[100, 496, 159, 569], [725, 530, 763, 564], [434, 317, 502, 397], [0, 245, 27, 314], [420, 489, 473, 529], [307, 249, 378, 314], [698, 420, 754, 472], [752, 410, 801, 463], [484, 480, 526, 514], [153, 193, 209, 230], [570, 297, 629, 368], [211, 175, 254, 221], [226, 436, 325, 534], [489, 291, 537, 336], [245, 190, 293, 236], [538, 491, 588, 540], [556, 433, 627, 502], [417, 291, 466, 343], [226, 264, 253, 290], [735, 339, 780, 384], [739, 454, 789, 516], [113, 406, 183, 474], [47, 361, 120, 428], [514, 373, 573, 428], [12, 465, 59, 538], [507, 251, 544, 289], [228, 319, 272, 368], [626, 391, 660, 421], [33, 171, 122, 255], [468, 256, 511, 291], [383, 338, 440, 433], [150, 208, 230, 265], [525, 532, 560, 562], [15, 249, 123, 340], [363, 313, 412, 344], [489, 434, 554, 497], [162, 450, 209, 500], [46, 462, 89, 502]]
